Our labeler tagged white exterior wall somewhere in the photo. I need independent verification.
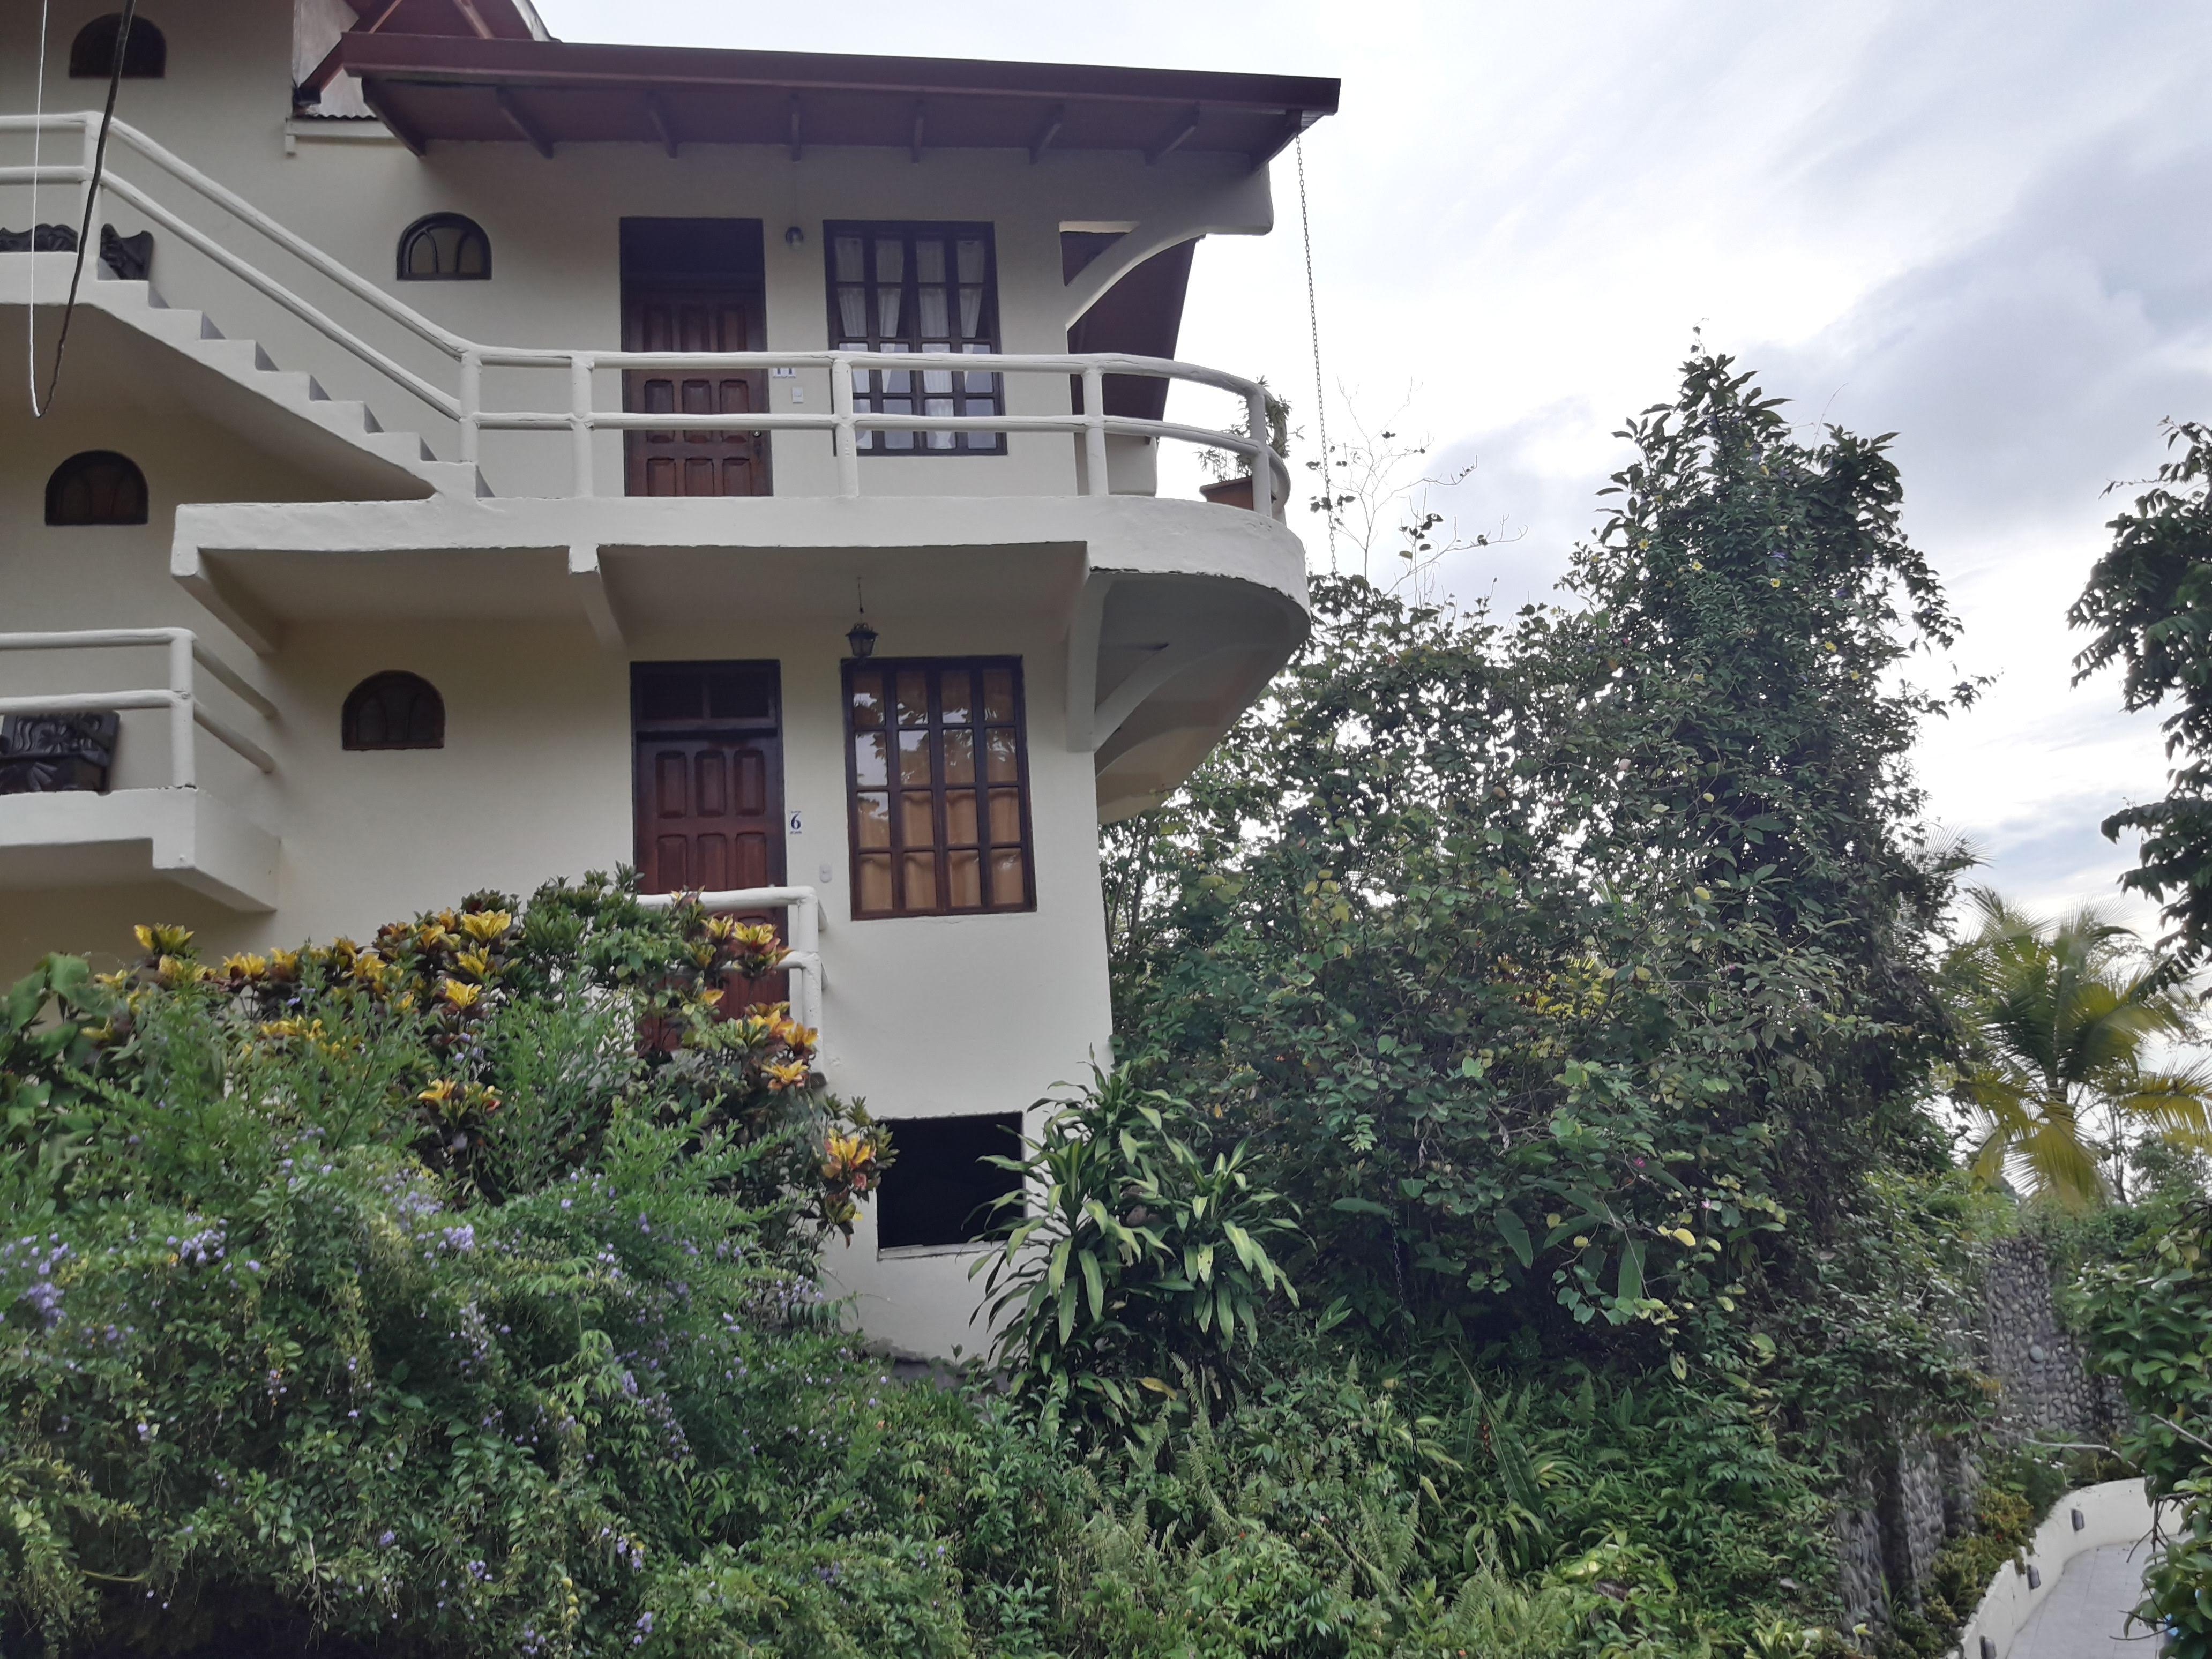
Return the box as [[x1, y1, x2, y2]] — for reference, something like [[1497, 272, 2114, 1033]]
[[0, 1, 1301, 1358], [0, 2, 1274, 503]]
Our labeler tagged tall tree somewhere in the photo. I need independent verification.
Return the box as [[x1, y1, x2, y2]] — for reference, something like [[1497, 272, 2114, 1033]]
[[2072, 420, 2212, 963], [1110, 354, 1977, 1403], [1944, 888, 2211, 1205]]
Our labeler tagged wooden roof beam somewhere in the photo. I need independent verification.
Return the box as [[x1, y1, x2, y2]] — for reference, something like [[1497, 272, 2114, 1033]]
[[1144, 105, 1202, 166], [450, 0, 497, 38], [1028, 102, 1065, 164], [788, 94, 802, 161], [642, 91, 679, 157], [495, 87, 554, 157], [360, 81, 430, 155], [910, 100, 926, 163]]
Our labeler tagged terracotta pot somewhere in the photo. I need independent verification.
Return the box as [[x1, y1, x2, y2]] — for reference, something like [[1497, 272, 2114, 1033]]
[[1199, 475, 1254, 510]]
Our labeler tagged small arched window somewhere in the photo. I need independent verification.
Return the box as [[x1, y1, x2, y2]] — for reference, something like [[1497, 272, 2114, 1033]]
[[397, 214, 491, 281], [70, 14, 166, 79], [45, 451, 148, 526], [342, 672, 445, 751]]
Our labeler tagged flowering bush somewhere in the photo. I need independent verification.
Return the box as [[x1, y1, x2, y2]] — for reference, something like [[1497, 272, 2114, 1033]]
[[0, 875, 972, 1658]]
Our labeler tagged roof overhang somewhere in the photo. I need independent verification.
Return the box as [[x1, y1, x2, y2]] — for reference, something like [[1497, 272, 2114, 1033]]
[[336, 0, 547, 41], [326, 34, 1338, 165]]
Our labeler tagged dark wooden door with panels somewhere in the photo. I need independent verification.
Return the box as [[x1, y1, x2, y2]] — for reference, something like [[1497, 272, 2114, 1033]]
[[631, 661, 787, 1007], [618, 218, 771, 498]]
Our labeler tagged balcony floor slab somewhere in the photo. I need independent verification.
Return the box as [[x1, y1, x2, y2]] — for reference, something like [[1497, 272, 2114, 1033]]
[[0, 788, 280, 913]]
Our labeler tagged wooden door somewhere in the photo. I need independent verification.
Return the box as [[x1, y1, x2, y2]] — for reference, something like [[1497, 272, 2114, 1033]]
[[622, 286, 771, 498], [633, 662, 787, 1009]]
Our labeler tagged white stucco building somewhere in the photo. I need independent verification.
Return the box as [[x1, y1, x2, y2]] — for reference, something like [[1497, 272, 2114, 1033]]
[[0, 0, 1331, 1356]]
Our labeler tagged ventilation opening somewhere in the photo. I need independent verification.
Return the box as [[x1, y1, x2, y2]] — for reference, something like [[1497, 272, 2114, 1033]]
[[876, 1112, 1022, 1253]]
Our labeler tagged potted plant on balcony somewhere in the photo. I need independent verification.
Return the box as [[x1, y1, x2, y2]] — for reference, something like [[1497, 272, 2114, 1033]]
[[1199, 382, 1293, 510]]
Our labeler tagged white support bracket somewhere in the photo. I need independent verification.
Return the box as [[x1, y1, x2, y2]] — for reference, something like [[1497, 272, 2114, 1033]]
[[170, 533, 283, 657], [567, 543, 628, 650], [1086, 639, 1236, 755]]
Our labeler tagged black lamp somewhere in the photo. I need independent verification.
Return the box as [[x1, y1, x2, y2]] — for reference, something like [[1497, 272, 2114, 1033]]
[[846, 580, 877, 659]]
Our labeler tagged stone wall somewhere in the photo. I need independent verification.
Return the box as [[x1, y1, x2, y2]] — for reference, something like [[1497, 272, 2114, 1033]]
[[1834, 1232, 2126, 1638]]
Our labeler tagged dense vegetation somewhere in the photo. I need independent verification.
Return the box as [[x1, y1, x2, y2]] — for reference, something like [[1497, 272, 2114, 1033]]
[[2, 354, 2205, 1657]]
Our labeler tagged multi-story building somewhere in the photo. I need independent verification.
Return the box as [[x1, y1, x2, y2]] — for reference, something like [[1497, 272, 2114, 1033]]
[[0, 0, 1333, 1356]]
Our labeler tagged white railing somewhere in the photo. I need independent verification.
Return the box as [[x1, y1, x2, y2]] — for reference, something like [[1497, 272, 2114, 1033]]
[[0, 629, 276, 787], [633, 887, 824, 1041], [0, 113, 1293, 512]]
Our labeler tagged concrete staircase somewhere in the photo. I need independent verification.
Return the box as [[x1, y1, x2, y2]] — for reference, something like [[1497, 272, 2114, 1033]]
[[3, 251, 487, 501]]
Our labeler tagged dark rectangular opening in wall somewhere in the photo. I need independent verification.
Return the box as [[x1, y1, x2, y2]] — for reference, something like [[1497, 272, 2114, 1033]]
[[877, 1112, 1023, 1251], [617, 219, 770, 498]]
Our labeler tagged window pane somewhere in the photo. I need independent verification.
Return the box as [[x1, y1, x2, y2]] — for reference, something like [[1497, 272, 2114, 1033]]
[[988, 787, 1021, 843], [877, 287, 903, 337], [990, 849, 1026, 907], [854, 731, 888, 788], [983, 669, 1015, 724], [834, 235, 865, 281], [900, 790, 937, 846], [873, 237, 905, 283], [902, 853, 938, 910], [837, 286, 868, 338], [850, 671, 885, 729], [857, 854, 893, 913], [985, 727, 1019, 784], [923, 368, 953, 395], [940, 671, 972, 726], [898, 728, 932, 787], [956, 238, 985, 283], [947, 849, 981, 909], [917, 287, 949, 337], [959, 285, 983, 337], [943, 728, 975, 785], [855, 791, 891, 849], [946, 790, 979, 843], [896, 670, 930, 726], [916, 238, 946, 283]]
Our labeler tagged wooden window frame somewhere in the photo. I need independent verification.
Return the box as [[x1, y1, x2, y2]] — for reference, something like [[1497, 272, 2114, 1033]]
[[44, 450, 147, 526], [842, 656, 1036, 920], [823, 221, 1005, 457], [396, 213, 491, 282], [342, 671, 445, 751]]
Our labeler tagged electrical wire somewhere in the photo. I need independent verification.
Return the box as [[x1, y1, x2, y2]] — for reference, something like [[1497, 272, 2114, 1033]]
[[28, 0, 139, 417], [1295, 132, 1336, 574]]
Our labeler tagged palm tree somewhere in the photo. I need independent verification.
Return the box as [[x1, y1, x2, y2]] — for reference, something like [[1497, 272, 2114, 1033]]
[[1944, 888, 2212, 1206]]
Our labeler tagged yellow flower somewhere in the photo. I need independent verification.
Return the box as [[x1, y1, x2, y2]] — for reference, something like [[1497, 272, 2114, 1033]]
[[765, 1059, 811, 1092], [259, 1018, 308, 1041], [265, 948, 301, 981], [454, 948, 494, 981], [416, 924, 453, 952], [134, 923, 195, 955], [349, 951, 387, 987], [222, 953, 271, 982], [438, 977, 482, 1010], [155, 955, 205, 987], [459, 910, 513, 943], [420, 1078, 459, 1108]]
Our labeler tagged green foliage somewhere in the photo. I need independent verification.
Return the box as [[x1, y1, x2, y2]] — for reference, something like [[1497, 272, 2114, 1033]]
[[975, 1068, 1298, 1435], [2080, 1197, 2212, 1655], [1941, 888, 2211, 1206], [1101, 352, 2009, 1648], [2072, 418, 2212, 966], [0, 880, 974, 1659]]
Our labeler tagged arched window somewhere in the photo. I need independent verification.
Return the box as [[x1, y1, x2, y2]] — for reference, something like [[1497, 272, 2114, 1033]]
[[396, 214, 491, 281], [70, 14, 166, 79], [342, 672, 445, 751], [45, 451, 148, 526]]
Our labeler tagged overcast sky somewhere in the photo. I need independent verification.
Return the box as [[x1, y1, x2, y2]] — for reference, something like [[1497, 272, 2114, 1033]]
[[543, 1, 2212, 936]]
